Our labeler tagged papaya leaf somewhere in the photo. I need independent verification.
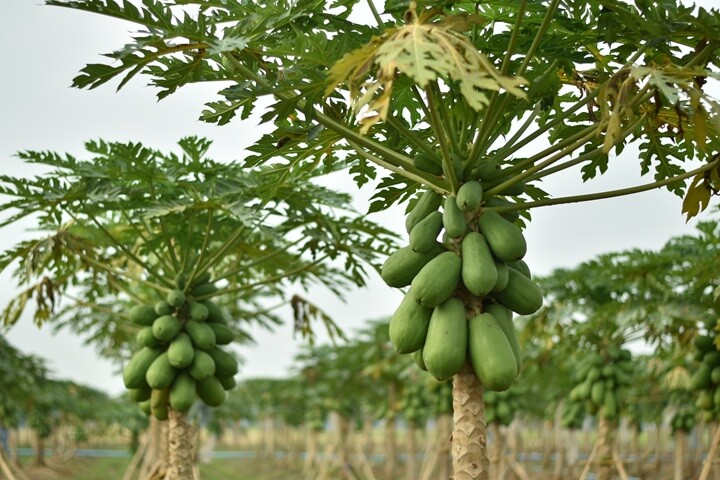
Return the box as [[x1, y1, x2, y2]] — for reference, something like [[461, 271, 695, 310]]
[[681, 172, 712, 222]]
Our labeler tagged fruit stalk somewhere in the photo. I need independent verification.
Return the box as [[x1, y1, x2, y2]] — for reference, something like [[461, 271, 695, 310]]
[[451, 363, 489, 480], [166, 409, 196, 480]]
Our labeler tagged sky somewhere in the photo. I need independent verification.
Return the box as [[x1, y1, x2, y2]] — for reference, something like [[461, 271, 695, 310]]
[[1, 0, 718, 396]]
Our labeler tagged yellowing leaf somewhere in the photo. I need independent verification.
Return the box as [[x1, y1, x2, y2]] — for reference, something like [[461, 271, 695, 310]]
[[694, 105, 707, 153], [681, 172, 711, 222]]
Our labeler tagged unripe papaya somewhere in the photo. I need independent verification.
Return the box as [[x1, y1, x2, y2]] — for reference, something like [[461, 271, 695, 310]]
[[413, 151, 443, 176], [202, 300, 227, 324], [491, 267, 543, 315], [697, 390, 714, 411], [483, 197, 521, 223], [409, 211, 443, 253], [139, 399, 151, 416], [169, 372, 196, 412], [590, 381, 605, 405], [208, 323, 234, 345], [711, 366, 720, 384], [492, 261, 509, 292], [475, 158, 501, 181], [189, 302, 209, 322], [189, 350, 216, 380], [381, 245, 444, 288], [166, 289, 186, 308], [123, 347, 162, 389], [137, 326, 162, 348], [442, 196, 467, 239], [197, 376, 227, 407], [152, 315, 183, 342], [128, 385, 151, 402], [184, 320, 217, 351], [694, 335, 715, 352], [168, 333, 195, 369], [601, 390, 618, 420], [389, 288, 432, 354], [174, 272, 188, 290], [691, 364, 712, 391], [155, 301, 173, 316], [207, 347, 239, 378], [456, 181, 483, 213], [468, 313, 517, 392], [705, 351, 720, 367], [152, 402, 169, 421], [405, 190, 442, 233], [451, 153, 464, 182], [146, 352, 176, 389], [193, 271, 212, 286], [191, 282, 218, 298], [412, 348, 427, 371], [411, 251, 462, 308], [477, 212, 527, 262], [218, 375, 237, 391], [150, 387, 169, 409], [484, 303, 521, 375], [422, 298, 467, 381], [500, 178, 527, 196], [508, 260, 532, 279], [129, 305, 158, 326], [460, 232, 497, 297]]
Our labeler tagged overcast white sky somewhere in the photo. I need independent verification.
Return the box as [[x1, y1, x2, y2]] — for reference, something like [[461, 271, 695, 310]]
[[1, 0, 718, 396]]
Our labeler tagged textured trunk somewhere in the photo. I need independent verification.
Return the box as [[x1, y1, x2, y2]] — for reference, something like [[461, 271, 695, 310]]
[[674, 430, 686, 480], [140, 416, 168, 479], [385, 384, 397, 480], [303, 427, 319, 476], [166, 409, 195, 480], [439, 414, 452, 480], [596, 416, 614, 480], [699, 423, 720, 480], [406, 422, 418, 480], [490, 423, 506, 480], [451, 363, 489, 480], [34, 433, 45, 467]]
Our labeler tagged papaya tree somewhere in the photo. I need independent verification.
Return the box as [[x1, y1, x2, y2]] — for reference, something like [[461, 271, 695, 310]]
[[0, 137, 395, 479], [22, 0, 720, 476]]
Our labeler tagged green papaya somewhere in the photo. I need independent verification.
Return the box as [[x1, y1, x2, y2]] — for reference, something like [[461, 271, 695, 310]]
[[575, 380, 591, 401], [412, 348, 427, 371], [169, 372, 196, 412], [154, 301, 173, 316], [146, 352, 176, 389], [483, 197, 521, 223], [500, 178, 526, 196], [468, 313, 517, 392], [193, 271, 212, 286], [174, 272, 188, 290], [422, 298, 467, 381], [475, 158, 502, 181], [128, 385, 151, 402], [151, 402, 169, 421], [460, 232, 498, 297], [197, 376, 227, 407], [491, 267, 543, 315], [456, 181, 484, 213], [484, 303, 521, 375], [189, 302, 209, 322], [184, 320, 217, 351], [202, 300, 227, 324], [590, 381, 605, 405], [218, 375, 237, 391], [389, 288, 432, 354], [136, 326, 162, 348], [411, 251, 462, 308], [152, 315, 183, 342], [405, 190, 442, 233], [189, 350, 216, 380], [442, 196, 467, 239], [711, 366, 720, 384], [123, 347, 162, 389], [602, 391, 618, 420], [191, 282, 218, 298], [208, 323, 234, 345], [705, 351, 720, 367], [166, 289, 186, 308], [129, 305, 158, 326], [690, 364, 712, 391], [138, 399, 151, 416], [451, 153, 464, 182], [508, 260, 532, 279], [409, 211, 443, 253], [492, 261, 509, 292], [150, 387, 169, 409], [168, 333, 195, 368], [714, 385, 720, 410], [413, 151, 443, 176], [694, 335, 716, 352], [477, 211, 527, 262], [381, 245, 444, 288], [207, 347, 239, 378], [697, 390, 714, 411]]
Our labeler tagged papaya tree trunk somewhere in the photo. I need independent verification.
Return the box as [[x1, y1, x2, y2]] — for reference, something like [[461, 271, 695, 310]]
[[385, 383, 397, 480], [166, 409, 195, 480], [451, 363, 489, 480], [139, 416, 168, 479], [33, 432, 45, 467], [406, 422, 418, 480], [595, 416, 615, 480], [674, 430, 686, 480]]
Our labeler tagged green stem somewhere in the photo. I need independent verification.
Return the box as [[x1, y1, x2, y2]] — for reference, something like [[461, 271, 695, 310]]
[[214, 239, 303, 282], [500, 0, 528, 75], [186, 210, 215, 289], [195, 222, 247, 277], [485, 158, 719, 212], [366, 0, 384, 27], [425, 85, 459, 194], [516, 0, 561, 77], [146, 180, 180, 274], [77, 252, 170, 294], [179, 211, 198, 276], [386, 117, 435, 156]]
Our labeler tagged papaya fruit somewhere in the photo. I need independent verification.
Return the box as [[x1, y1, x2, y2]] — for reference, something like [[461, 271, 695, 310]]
[[218, 375, 237, 391], [139, 399, 151, 416], [207, 347, 239, 378], [189, 302, 209, 322], [152, 315, 183, 342], [169, 372, 196, 412], [129, 304, 158, 326], [184, 320, 217, 350], [477, 211, 527, 262], [590, 381, 605, 405], [174, 272, 188, 290], [508, 260, 532, 279], [128, 385, 151, 402], [166, 289, 186, 308], [694, 335, 716, 352], [202, 300, 227, 324], [208, 323, 234, 345], [405, 190, 442, 233], [197, 376, 227, 407], [193, 271, 212, 286], [146, 352, 176, 389], [714, 385, 720, 410], [468, 313, 517, 391], [154, 301, 173, 316], [475, 158, 502, 181], [411, 251, 462, 308], [483, 197, 521, 223], [189, 350, 217, 380], [484, 303, 521, 375], [413, 151, 443, 176], [492, 261, 509, 292], [691, 364, 712, 391], [442, 196, 467, 239], [409, 211, 443, 253], [491, 267, 543, 315], [381, 245, 444, 288], [412, 348, 427, 371], [136, 326, 162, 348], [151, 402, 169, 421], [711, 366, 720, 384], [500, 179, 527, 196], [168, 332, 195, 369], [456, 181, 483, 213], [388, 288, 432, 354], [150, 387, 169, 409], [602, 391, 618, 420], [191, 282, 218, 298], [451, 153, 464, 182], [705, 351, 720, 367], [123, 347, 162, 389], [460, 232, 497, 297], [422, 298, 467, 381], [697, 389, 714, 411]]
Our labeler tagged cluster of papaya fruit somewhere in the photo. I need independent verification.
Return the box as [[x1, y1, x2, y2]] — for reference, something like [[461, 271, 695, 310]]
[[670, 406, 697, 435], [568, 348, 633, 421], [122, 274, 239, 420], [690, 321, 720, 420], [560, 397, 586, 430], [484, 388, 522, 426], [383, 171, 542, 391]]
